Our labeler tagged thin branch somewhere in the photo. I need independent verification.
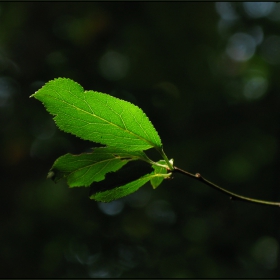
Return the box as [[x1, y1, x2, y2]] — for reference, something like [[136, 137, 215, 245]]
[[172, 166, 280, 207]]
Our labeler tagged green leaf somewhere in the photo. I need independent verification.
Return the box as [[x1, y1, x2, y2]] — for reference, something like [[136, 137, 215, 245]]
[[90, 172, 170, 202], [89, 160, 153, 197], [31, 78, 162, 151], [89, 160, 171, 202], [151, 159, 168, 189], [50, 147, 147, 187]]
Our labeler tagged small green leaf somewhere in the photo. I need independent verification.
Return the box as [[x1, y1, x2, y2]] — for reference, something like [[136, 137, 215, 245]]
[[91, 172, 171, 202], [91, 173, 153, 202], [151, 159, 168, 189], [31, 78, 162, 151], [89, 160, 152, 196], [89, 160, 171, 202], [50, 147, 147, 187]]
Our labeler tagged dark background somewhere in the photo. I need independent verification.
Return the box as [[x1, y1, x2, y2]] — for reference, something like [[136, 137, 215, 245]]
[[1, 2, 280, 278]]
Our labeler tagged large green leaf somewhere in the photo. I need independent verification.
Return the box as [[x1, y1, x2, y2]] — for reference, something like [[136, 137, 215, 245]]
[[31, 78, 162, 151], [90, 171, 171, 202], [49, 147, 147, 187]]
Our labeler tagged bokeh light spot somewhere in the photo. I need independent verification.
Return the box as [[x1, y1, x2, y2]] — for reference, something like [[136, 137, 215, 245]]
[[243, 76, 268, 100], [250, 25, 263, 45], [226, 33, 256, 62], [267, 3, 280, 21], [243, 2, 275, 18], [0, 76, 18, 108], [98, 200, 124, 216], [215, 2, 238, 21], [99, 51, 129, 81], [251, 236, 279, 269]]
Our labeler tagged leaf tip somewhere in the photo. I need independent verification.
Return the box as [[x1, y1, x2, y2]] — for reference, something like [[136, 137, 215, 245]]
[[47, 170, 55, 180]]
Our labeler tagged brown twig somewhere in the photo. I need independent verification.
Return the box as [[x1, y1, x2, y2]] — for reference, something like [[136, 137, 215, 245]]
[[172, 166, 280, 207]]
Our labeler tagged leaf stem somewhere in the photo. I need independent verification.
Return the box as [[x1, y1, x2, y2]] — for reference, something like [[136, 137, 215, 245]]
[[138, 153, 171, 169], [157, 147, 174, 171], [173, 166, 280, 207]]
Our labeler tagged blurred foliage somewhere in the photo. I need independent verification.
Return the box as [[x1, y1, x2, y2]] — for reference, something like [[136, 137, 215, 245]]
[[1, 2, 280, 278]]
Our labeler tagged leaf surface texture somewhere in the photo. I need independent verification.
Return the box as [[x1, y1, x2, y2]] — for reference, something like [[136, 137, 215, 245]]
[[51, 147, 148, 187], [32, 78, 162, 151]]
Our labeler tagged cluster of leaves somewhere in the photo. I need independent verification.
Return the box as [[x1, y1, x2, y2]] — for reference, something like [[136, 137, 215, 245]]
[[31, 78, 280, 207], [31, 78, 173, 202]]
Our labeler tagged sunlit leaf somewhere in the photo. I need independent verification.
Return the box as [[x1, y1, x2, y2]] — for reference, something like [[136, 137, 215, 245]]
[[50, 147, 147, 187], [89, 160, 152, 195], [31, 78, 162, 151], [90, 172, 170, 202], [89, 160, 171, 202]]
